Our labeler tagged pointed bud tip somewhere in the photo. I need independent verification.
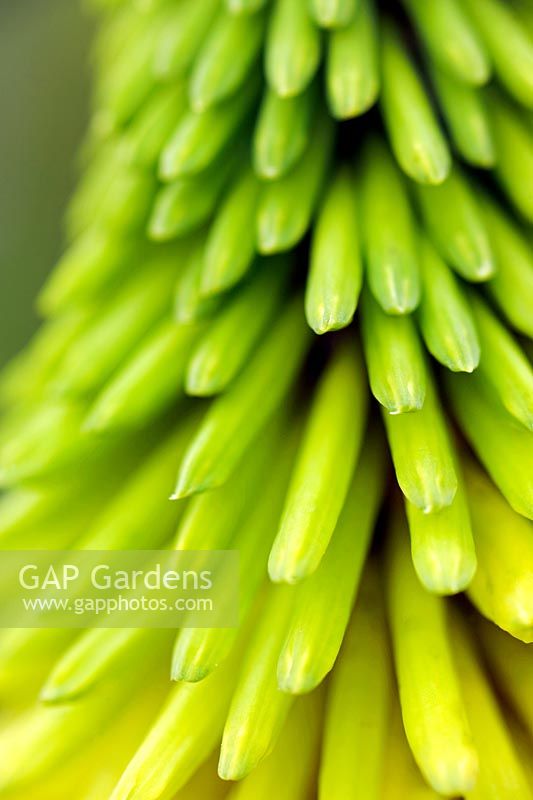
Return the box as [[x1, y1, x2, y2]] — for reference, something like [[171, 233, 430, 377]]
[[184, 381, 216, 398], [171, 473, 213, 500], [218, 749, 252, 783], [147, 218, 172, 242], [189, 88, 212, 115], [415, 485, 458, 514], [170, 662, 208, 683], [254, 161, 282, 181], [198, 277, 229, 298], [414, 550, 477, 596], [269, 74, 300, 100], [276, 658, 320, 695], [257, 224, 284, 255], [329, 76, 379, 120], [158, 158, 177, 184], [306, 308, 354, 335], [520, 416, 533, 433], [421, 159, 451, 186], [472, 150, 496, 169], [268, 550, 311, 585], [387, 399, 424, 415], [377, 284, 420, 316], [184, 365, 217, 396], [38, 684, 63, 704], [314, 15, 340, 29], [439, 338, 480, 373], [426, 749, 479, 797], [472, 261, 496, 281], [449, 357, 479, 374]]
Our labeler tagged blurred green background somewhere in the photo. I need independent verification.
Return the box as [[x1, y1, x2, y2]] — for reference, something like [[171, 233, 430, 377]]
[[0, 0, 92, 366]]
